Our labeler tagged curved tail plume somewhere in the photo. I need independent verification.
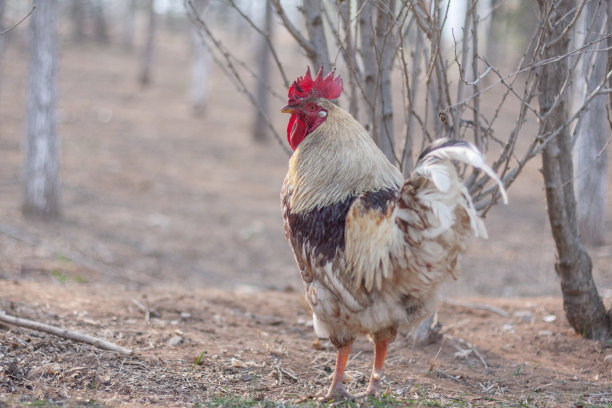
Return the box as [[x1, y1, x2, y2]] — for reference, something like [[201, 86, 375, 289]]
[[415, 139, 508, 204]]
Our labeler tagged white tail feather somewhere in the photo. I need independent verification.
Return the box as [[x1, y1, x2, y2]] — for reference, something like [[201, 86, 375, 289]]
[[415, 140, 508, 204]]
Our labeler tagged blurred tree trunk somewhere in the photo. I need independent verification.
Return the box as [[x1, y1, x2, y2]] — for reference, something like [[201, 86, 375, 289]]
[[70, 0, 86, 42], [607, 0, 612, 130], [122, 0, 136, 50], [252, 0, 273, 141], [24, 0, 61, 218], [358, 0, 395, 163], [91, 0, 109, 44], [0, 0, 5, 98], [537, 0, 610, 340], [189, 0, 209, 115], [608, 0, 612, 111], [401, 29, 424, 178], [574, 0, 609, 246], [139, 0, 156, 86], [484, 0, 501, 68], [338, 0, 360, 122], [302, 0, 330, 70]]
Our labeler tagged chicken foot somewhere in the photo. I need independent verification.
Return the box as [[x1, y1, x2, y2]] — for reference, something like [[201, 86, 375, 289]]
[[322, 337, 391, 401], [356, 338, 390, 397], [322, 343, 353, 401]]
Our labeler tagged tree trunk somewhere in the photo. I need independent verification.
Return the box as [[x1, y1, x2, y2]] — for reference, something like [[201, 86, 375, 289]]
[[359, 0, 376, 132], [358, 0, 395, 163], [122, 0, 136, 50], [375, 2, 396, 163], [24, 0, 61, 218], [401, 28, 424, 178], [252, 0, 273, 140], [302, 0, 330, 70], [608, 0, 612, 112], [537, 0, 610, 340], [0, 0, 5, 98], [91, 0, 109, 44], [574, 0, 609, 246], [339, 0, 360, 121], [190, 0, 209, 115], [139, 0, 156, 86], [70, 0, 85, 42]]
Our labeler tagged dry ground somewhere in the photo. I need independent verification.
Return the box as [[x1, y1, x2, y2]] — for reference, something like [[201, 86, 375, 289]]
[[0, 23, 611, 407], [1, 280, 610, 407]]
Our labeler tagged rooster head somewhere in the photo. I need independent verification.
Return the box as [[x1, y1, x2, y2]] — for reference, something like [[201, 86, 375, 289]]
[[281, 66, 343, 150]]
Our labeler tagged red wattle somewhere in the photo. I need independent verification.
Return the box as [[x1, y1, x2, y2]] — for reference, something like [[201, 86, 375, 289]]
[[287, 115, 308, 150], [287, 115, 297, 148]]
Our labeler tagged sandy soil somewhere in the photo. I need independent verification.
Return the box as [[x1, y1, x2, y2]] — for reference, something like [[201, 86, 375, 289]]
[[0, 24, 611, 407]]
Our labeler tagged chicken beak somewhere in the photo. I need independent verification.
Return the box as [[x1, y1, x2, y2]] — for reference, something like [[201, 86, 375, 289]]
[[281, 105, 295, 114]]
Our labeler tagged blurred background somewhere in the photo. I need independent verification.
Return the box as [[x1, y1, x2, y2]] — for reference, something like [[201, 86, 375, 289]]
[[0, 0, 610, 300]]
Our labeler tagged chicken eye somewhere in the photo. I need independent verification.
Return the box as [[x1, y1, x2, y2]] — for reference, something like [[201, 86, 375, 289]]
[[306, 103, 317, 111]]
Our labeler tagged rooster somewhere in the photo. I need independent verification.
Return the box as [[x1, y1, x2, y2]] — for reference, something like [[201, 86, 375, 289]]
[[280, 67, 507, 400]]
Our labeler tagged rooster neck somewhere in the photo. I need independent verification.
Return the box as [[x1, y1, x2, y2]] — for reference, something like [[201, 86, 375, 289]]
[[286, 105, 402, 214]]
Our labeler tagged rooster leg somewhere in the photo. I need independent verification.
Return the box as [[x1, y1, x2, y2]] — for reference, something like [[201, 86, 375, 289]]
[[358, 338, 390, 397], [322, 343, 353, 401]]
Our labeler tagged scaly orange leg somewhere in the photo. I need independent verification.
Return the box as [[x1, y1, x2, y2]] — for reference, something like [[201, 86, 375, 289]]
[[323, 344, 353, 401], [359, 338, 390, 397]]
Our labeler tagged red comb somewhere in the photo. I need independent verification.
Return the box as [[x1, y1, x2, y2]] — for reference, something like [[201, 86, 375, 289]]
[[287, 66, 343, 103]]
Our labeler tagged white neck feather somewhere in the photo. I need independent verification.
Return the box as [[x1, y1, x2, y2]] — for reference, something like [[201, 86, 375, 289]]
[[287, 104, 402, 214]]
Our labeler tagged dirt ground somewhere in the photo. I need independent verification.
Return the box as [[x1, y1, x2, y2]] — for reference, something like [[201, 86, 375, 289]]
[[0, 23, 611, 407]]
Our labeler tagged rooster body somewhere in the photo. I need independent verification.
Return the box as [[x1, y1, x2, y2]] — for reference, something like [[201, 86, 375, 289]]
[[280, 68, 506, 400]]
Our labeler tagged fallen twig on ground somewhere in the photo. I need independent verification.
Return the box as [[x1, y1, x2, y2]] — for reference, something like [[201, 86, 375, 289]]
[[449, 336, 491, 372], [275, 361, 299, 383], [434, 368, 462, 383], [429, 335, 447, 372], [471, 345, 490, 372], [444, 299, 510, 317], [0, 310, 132, 355]]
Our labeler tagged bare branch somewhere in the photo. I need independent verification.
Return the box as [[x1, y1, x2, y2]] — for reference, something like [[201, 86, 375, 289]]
[[270, 0, 316, 62], [452, 0, 476, 141], [399, 25, 427, 175], [475, 67, 612, 211], [184, 0, 292, 155], [444, 298, 509, 318], [546, 0, 588, 49], [0, 311, 132, 355], [226, 0, 290, 87], [446, 32, 612, 113], [0, 1, 36, 36], [180, 0, 609, 218]]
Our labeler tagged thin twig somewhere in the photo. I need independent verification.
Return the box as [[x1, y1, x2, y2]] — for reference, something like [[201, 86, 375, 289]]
[[131, 298, 152, 323], [346, 350, 362, 368], [446, 33, 612, 112], [0, 311, 132, 355], [428, 335, 446, 371], [184, 0, 291, 155], [275, 362, 298, 382], [270, 0, 315, 59], [0, 2, 36, 36], [434, 368, 462, 383], [533, 383, 555, 392], [546, 0, 588, 49], [444, 299, 510, 318], [449, 336, 490, 372], [471, 346, 490, 372], [226, 0, 289, 87]]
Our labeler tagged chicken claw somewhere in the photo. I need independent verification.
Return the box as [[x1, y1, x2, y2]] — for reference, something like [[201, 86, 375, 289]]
[[321, 344, 354, 402], [355, 338, 390, 398]]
